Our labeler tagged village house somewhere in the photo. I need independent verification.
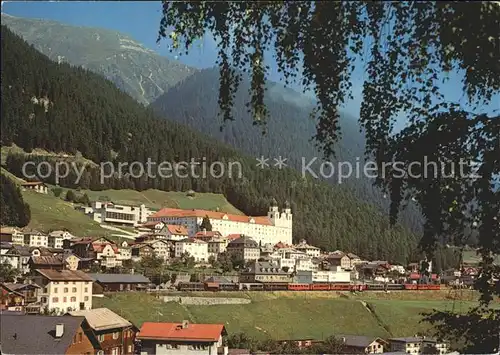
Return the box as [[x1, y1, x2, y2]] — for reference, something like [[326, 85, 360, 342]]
[[68, 237, 121, 268], [294, 239, 321, 257], [137, 320, 227, 355], [89, 273, 150, 293], [131, 243, 157, 261], [336, 335, 388, 353], [1, 244, 31, 274], [32, 269, 93, 313], [162, 224, 190, 241], [1, 283, 25, 311], [146, 239, 172, 261], [47, 232, 65, 249], [239, 261, 290, 283], [23, 230, 49, 247], [0, 313, 99, 354], [346, 253, 363, 267], [20, 181, 48, 194], [326, 253, 352, 270], [117, 241, 132, 262], [226, 235, 261, 262], [421, 338, 450, 355], [69, 307, 138, 355], [175, 237, 208, 262], [2, 282, 39, 303], [388, 337, 423, 354], [0, 227, 24, 245], [138, 220, 165, 233], [207, 236, 229, 259]]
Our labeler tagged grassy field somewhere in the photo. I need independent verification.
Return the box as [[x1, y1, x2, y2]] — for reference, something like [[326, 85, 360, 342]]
[[67, 188, 243, 214], [93, 291, 497, 340], [21, 189, 111, 236]]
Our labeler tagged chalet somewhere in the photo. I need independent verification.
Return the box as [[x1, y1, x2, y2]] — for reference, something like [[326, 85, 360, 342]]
[[337, 335, 388, 353], [1, 282, 40, 303], [0, 283, 25, 311], [0, 313, 100, 354], [68, 237, 121, 268], [69, 308, 138, 355], [294, 239, 321, 257], [276, 338, 322, 350], [20, 181, 48, 194], [89, 273, 150, 293], [137, 320, 227, 355]]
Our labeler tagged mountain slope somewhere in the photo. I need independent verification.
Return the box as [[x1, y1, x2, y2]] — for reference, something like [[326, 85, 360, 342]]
[[151, 68, 425, 235], [1, 25, 421, 264], [1, 13, 196, 105]]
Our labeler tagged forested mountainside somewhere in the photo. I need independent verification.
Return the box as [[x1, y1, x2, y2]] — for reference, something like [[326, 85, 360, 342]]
[[1, 13, 196, 105], [1, 25, 436, 265], [151, 69, 425, 235]]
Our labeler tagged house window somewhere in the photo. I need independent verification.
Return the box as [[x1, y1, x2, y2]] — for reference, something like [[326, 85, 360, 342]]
[[72, 287, 77, 292], [52, 297, 59, 303], [112, 332, 119, 339], [64, 288, 68, 293], [97, 351, 104, 355], [71, 296, 76, 302], [54, 288, 58, 293], [79, 333, 82, 342], [63, 297, 67, 302], [127, 345, 132, 353], [84, 296, 89, 301], [98, 334, 105, 342], [84, 287, 88, 293]]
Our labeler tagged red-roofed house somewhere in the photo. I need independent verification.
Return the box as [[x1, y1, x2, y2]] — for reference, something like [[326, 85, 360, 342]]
[[147, 202, 292, 246], [194, 230, 222, 242], [137, 320, 227, 355], [162, 224, 189, 241]]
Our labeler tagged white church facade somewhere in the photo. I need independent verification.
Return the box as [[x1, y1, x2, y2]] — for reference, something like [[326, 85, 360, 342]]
[[147, 201, 293, 246]]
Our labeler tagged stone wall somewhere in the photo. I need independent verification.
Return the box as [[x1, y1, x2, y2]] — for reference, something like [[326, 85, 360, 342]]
[[163, 296, 251, 305]]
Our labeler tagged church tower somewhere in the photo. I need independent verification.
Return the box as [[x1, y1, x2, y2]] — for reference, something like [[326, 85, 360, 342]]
[[281, 200, 292, 227], [268, 198, 280, 225]]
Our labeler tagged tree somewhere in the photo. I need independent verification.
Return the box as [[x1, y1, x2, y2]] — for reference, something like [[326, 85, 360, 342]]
[[199, 215, 212, 231], [158, 2, 499, 351], [218, 252, 234, 273], [65, 190, 76, 202], [0, 174, 31, 227], [52, 186, 63, 197], [78, 193, 91, 206], [0, 261, 20, 282]]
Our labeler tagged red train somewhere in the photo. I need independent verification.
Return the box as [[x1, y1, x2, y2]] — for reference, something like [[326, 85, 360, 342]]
[[178, 282, 441, 292]]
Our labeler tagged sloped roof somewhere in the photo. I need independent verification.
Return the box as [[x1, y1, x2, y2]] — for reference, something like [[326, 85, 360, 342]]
[[88, 273, 150, 284], [69, 308, 132, 331], [0, 314, 88, 354], [30, 256, 63, 266], [228, 236, 258, 248], [165, 224, 189, 235], [149, 208, 272, 226], [138, 322, 226, 342], [36, 269, 93, 281], [178, 237, 207, 244]]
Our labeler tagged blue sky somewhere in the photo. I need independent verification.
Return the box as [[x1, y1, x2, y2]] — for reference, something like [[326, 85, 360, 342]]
[[2, 1, 498, 129]]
